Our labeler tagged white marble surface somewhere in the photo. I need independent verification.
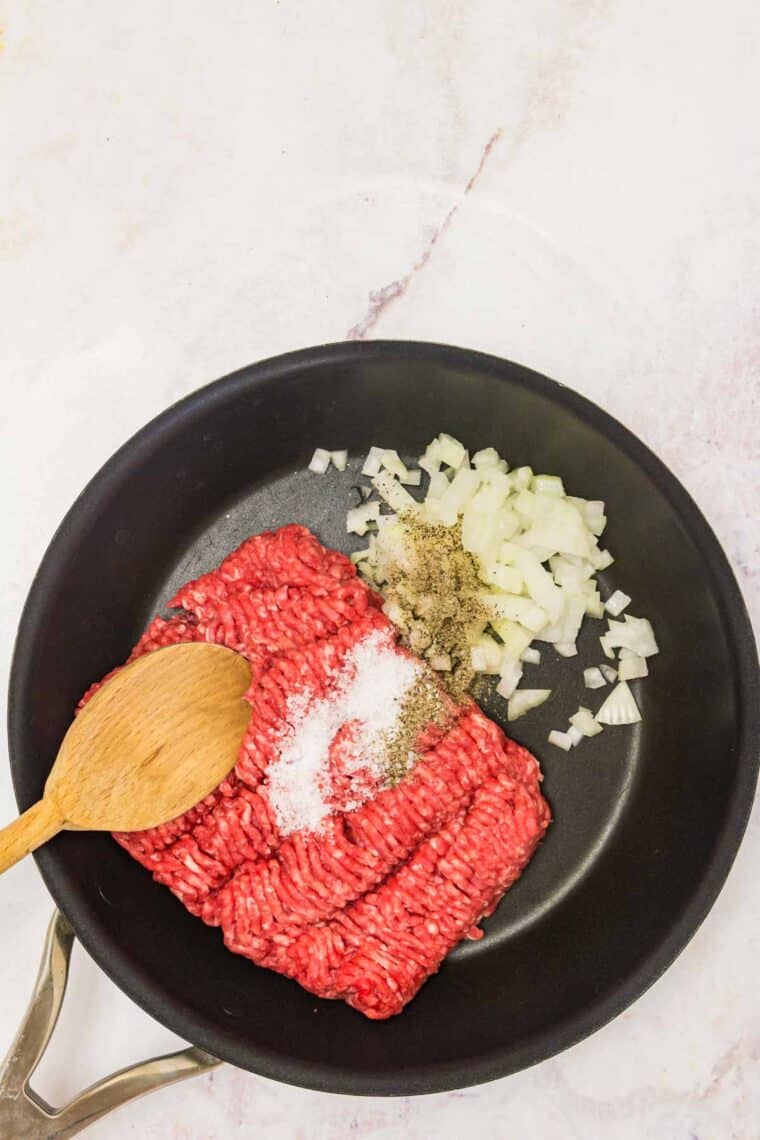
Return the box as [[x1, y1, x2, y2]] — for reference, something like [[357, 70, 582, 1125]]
[[2, 1, 759, 1136]]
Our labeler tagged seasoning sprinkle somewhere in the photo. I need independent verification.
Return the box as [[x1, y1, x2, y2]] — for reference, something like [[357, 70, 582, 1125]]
[[376, 519, 486, 699], [265, 630, 447, 834], [382, 672, 454, 784]]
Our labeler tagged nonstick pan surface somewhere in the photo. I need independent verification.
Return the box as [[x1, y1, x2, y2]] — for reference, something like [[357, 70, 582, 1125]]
[[8, 342, 759, 1095]]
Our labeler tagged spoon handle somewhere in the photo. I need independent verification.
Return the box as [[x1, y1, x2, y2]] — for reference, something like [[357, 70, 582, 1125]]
[[0, 798, 64, 874]]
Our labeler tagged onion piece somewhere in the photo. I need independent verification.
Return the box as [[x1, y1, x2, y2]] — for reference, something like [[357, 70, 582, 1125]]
[[380, 449, 409, 481], [507, 688, 551, 721], [596, 681, 642, 725], [372, 471, 420, 515], [496, 660, 523, 699], [480, 563, 524, 594], [604, 589, 631, 617], [566, 725, 584, 747], [473, 447, 502, 469], [570, 706, 603, 737], [461, 502, 517, 563], [429, 653, 452, 672], [550, 555, 594, 589], [555, 641, 578, 657], [583, 666, 607, 689], [532, 474, 565, 497], [480, 592, 547, 632], [425, 470, 450, 500], [582, 500, 607, 537], [470, 635, 502, 674], [346, 501, 381, 536], [308, 447, 331, 474], [500, 543, 564, 622], [511, 466, 533, 491], [361, 446, 387, 477], [491, 619, 534, 663], [400, 468, 422, 486], [602, 615, 659, 658], [430, 466, 481, 526], [521, 646, 541, 665], [330, 449, 348, 472], [548, 729, 574, 751], [618, 652, 648, 680], [600, 663, 618, 683], [581, 581, 605, 618], [419, 437, 444, 465], [591, 548, 614, 570], [436, 433, 466, 468], [535, 594, 585, 646]]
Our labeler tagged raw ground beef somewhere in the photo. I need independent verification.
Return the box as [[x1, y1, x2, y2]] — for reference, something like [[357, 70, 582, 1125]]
[[92, 525, 550, 1019]]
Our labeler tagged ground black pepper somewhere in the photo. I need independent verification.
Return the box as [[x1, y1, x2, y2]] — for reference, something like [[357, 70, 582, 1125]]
[[372, 518, 487, 700]]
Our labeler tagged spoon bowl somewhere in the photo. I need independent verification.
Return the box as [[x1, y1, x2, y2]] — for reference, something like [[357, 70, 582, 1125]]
[[0, 643, 251, 873]]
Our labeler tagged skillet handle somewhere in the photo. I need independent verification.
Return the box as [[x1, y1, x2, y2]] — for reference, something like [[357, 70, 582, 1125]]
[[0, 910, 220, 1139]]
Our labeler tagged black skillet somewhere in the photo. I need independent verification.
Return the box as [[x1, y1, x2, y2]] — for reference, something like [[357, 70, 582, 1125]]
[[8, 341, 760, 1096]]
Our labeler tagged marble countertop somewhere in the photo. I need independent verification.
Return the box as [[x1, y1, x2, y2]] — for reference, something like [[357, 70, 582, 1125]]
[[2, 1, 758, 1136]]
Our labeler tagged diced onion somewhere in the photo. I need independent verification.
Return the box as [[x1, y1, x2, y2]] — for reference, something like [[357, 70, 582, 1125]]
[[583, 666, 607, 689], [380, 449, 409, 481], [618, 652, 648, 680], [602, 615, 659, 658], [381, 598, 408, 630], [604, 589, 631, 617], [480, 592, 547, 633], [346, 501, 381, 536], [425, 470, 450, 500], [582, 500, 607, 537], [308, 447, 331, 474], [361, 446, 387, 477], [491, 619, 534, 663], [330, 449, 348, 472], [596, 681, 642, 725], [536, 594, 585, 646], [480, 563, 524, 594], [351, 433, 658, 736], [550, 555, 594, 590], [569, 706, 604, 737], [582, 582, 605, 618], [470, 635, 503, 674], [433, 467, 481, 526], [511, 466, 533, 491], [401, 468, 422, 486], [472, 447, 501, 469], [591, 548, 614, 570], [532, 474, 565, 497], [436, 433, 467, 469], [501, 543, 564, 622], [548, 729, 574, 751], [507, 688, 551, 721], [372, 471, 420, 515], [419, 435, 442, 471], [496, 660, 523, 699]]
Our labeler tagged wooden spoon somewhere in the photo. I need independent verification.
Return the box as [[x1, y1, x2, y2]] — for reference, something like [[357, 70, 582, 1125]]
[[0, 643, 252, 875]]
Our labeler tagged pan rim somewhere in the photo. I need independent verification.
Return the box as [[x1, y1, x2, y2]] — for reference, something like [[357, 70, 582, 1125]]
[[8, 340, 760, 1095]]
